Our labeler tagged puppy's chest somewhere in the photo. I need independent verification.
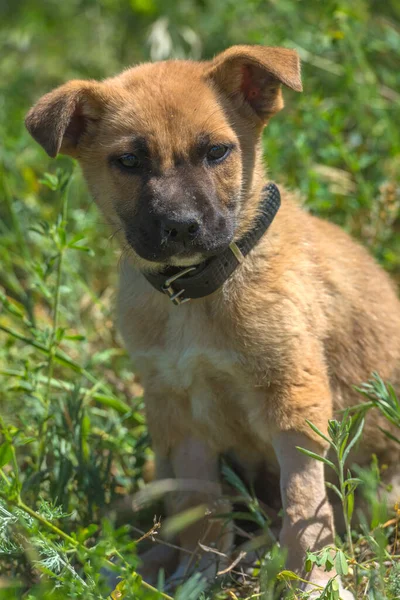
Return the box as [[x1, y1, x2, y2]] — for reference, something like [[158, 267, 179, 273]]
[[133, 306, 248, 395], [123, 300, 267, 450]]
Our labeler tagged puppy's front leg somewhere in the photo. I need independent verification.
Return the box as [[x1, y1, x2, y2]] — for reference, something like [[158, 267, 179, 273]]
[[137, 456, 179, 585], [167, 437, 233, 585], [273, 431, 354, 599]]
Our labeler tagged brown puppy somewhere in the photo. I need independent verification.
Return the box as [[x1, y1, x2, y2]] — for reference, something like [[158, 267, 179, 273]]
[[26, 46, 400, 597]]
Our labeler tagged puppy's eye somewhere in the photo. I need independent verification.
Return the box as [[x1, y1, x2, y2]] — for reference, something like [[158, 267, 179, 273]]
[[206, 144, 230, 163], [118, 154, 141, 169]]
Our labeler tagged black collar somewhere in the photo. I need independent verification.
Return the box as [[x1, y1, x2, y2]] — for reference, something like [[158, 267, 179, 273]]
[[143, 182, 281, 305]]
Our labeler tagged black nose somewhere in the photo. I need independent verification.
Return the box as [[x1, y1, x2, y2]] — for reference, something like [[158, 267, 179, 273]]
[[160, 216, 200, 244]]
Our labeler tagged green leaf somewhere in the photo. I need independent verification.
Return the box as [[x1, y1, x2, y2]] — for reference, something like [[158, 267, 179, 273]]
[[347, 490, 354, 522], [328, 420, 340, 441], [277, 570, 301, 581], [338, 432, 349, 461], [0, 442, 12, 468], [344, 477, 363, 489], [325, 553, 335, 572], [305, 419, 332, 446], [334, 550, 348, 576], [305, 559, 313, 572], [91, 394, 131, 415], [325, 481, 343, 500], [69, 243, 94, 255], [175, 572, 208, 600], [14, 436, 36, 447], [77, 523, 99, 542], [39, 173, 59, 190], [343, 417, 365, 463], [64, 334, 86, 341], [163, 505, 207, 537], [331, 578, 340, 600], [67, 233, 86, 245], [7, 382, 34, 392], [306, 551, 318, 563], [0, 292, 25, 319], [222, 463, 251, 499], [55, 327, 65, 342], [296, 447, 338, 473], [318, 548, 328, 564]]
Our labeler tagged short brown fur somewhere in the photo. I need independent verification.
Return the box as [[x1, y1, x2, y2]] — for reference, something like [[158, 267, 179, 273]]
[[26, 46, 400, 596]]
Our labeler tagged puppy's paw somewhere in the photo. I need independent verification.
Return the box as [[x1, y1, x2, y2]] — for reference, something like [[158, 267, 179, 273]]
[[303, 578, 354, 600], [137, 544, 179, 586], [165, 554, 221, 591]]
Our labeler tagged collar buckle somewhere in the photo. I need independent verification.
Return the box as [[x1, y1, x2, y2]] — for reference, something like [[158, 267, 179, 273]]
[[162, 266, 196, 305]]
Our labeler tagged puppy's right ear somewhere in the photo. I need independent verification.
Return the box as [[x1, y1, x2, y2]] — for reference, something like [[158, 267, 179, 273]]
[[206, 45, 302, 125], [25, 80, 104, 158]]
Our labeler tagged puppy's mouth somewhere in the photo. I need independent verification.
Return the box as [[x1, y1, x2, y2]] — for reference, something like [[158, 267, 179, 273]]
[[127, 233, 234, 267], [125, 220, 236, 268]]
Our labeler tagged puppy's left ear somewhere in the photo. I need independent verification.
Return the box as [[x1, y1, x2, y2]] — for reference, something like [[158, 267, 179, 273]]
[[206, 45, 302, 124], [25, 80, 104, 158]]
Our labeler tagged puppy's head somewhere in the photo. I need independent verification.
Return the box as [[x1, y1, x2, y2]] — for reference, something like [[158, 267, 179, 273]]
[[26, 46, 301, 269]]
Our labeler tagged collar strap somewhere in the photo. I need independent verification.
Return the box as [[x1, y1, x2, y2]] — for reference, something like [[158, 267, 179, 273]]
[[143, 182, 281, 305]]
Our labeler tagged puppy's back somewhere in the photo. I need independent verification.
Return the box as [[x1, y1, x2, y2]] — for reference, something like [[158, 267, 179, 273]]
[[278, 195, 400, 463]]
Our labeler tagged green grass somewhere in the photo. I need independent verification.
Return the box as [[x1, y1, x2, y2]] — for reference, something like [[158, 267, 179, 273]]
[[0, 0, 399, 598]]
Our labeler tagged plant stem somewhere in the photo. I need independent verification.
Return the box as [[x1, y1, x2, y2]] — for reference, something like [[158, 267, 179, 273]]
[[338, 458, 354, 559], [19, 497, 80, 546], [37, 186, 70, 472]]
